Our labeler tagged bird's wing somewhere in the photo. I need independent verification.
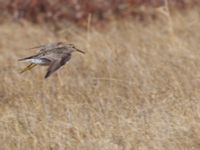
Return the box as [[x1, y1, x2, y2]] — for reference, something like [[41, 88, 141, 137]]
[[28, 45, 45, 50], [18, 53, 41, 61], [28, 43, 60, 52], [44, 53, 71, 79]]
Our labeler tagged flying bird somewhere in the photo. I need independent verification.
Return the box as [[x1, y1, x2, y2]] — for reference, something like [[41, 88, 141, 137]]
[[28, 42, 64, 52], [19, 42, 85, 79]]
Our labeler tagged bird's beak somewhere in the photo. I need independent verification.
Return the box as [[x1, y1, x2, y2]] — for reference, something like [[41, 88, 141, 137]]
[[76, 48, 85, 54]]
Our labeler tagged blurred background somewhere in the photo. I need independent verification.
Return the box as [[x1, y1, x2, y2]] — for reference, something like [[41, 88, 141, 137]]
[[1, 0, 200, 150], [0, 0, 199, 27]]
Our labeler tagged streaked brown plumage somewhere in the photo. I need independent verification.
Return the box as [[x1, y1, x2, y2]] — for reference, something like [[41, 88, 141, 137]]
[[19, 42, 85, 79]]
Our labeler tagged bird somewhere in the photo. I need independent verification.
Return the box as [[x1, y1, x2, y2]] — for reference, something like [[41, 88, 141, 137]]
[[28, 42, 64, 52], [19, 42, 85, 79]]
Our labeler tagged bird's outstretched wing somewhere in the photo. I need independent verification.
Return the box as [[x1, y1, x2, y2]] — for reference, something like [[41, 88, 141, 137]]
[[28, 42, 64, 52], [45, 53, 71, 79], [28, 45, 45, 50], [18, 53, 41, 61]]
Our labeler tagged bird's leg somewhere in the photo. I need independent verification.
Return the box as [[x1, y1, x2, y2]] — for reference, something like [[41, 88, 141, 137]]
[[20, 64, 37, 73]]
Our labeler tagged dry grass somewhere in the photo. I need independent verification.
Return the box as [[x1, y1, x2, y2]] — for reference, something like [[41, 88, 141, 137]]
[[1, 10, 200, 150]]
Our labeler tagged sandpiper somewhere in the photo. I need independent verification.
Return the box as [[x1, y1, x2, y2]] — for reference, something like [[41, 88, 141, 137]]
[[28, 42, 64, 52], [19, 42, 85, 79]]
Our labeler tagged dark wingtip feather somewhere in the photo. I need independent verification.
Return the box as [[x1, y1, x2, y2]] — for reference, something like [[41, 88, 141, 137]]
[[44, 71, 51, 79], [18, 53, 39, 61], [18, 57, 27, 61], [18, 56, 32, 61]]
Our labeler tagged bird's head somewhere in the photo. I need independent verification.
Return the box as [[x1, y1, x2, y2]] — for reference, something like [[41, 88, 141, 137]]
[[67, 44, 85, 54], [56, 42, 65, 47]]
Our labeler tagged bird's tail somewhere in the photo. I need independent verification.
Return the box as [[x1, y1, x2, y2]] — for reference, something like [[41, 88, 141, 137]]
[[20, 64, 37, 73]]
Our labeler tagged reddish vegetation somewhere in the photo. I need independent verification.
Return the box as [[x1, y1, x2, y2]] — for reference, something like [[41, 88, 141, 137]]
[[0, 0, 199, 26]]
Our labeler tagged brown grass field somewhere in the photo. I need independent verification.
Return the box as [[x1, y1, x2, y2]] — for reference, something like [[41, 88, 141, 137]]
[[1, 10, 200, 150]]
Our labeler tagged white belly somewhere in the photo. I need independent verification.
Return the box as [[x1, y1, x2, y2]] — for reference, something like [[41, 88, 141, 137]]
[[28, 58, 49, 65]]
